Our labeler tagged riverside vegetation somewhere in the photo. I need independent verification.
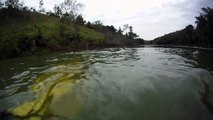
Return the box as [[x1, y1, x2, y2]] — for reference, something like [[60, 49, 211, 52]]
[[1, 0, 212, 60], [0, 0, 144, 59], [151, 7, 213, 47], [1, 1, 213, 120]]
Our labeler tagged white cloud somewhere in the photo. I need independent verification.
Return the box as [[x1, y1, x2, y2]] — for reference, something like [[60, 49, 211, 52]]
[[79, 0, 213, 39], [11, 0, 213, 39]]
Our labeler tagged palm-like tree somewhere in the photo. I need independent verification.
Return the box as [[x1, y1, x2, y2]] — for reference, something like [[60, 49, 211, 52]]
[[195, 7, 213, 45]]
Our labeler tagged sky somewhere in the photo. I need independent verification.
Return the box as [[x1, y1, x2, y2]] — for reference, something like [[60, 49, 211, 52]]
[[5, 0, 213, 40]]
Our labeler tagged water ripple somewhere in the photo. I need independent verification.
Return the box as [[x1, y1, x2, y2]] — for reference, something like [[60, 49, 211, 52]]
[[0, 47, 213, 120]]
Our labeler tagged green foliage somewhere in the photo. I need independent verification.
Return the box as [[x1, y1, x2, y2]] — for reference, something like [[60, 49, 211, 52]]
[[0, 8, 105, 59], [195, 7, 213, 46], [53, 5, 62, 17], [106, 25, 116, 33], [79, 26, 105, 42], [117, 27, 123, 35], [86, 21, 142, 46], [91, 20, 104, 31], [127, 26, 138, 39], [152, 7, 213, 47], [60, 0, 84, 21], [0, 7, 30, 26], [0, 0, 144, 59], [38, 0, 45, 13], [86, 22, 92, 28], [46, 39, 60, 49], [5, 0, 20, 9], [76, 15, 85, 25], [153, 25, 196, 45]]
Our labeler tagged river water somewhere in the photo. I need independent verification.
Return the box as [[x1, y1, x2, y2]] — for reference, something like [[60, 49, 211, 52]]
[[0, 47, 213, 120]]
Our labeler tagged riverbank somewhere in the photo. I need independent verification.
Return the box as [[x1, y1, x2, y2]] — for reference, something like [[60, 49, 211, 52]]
[[0, 8, 106, 59], [0, 8, 143, 60], [140, 45, 213, 51]]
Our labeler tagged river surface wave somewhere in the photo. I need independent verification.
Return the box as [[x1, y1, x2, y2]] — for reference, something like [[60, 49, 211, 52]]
[[0, 47, 213, 120]]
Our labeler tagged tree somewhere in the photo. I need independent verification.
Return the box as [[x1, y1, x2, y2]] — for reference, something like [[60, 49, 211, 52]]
[[123, 24, 129, 33], [129, 26, 133, 33], [123, 25, 138, 39], [152, 7, 213, 47], [53, 5, 62, 17], [39, 0, 45, 13], [18, 1, 24, 10], [86, 21, 92, 28], [0, 1, 4, 9], [30, 7, 36, 12], [106, 25, 116, 32], [93, 20, 102, 25], [5, 0, 20, 9], [60, 0, 84, 42], [92, 20, 103, 31], [46, 10, 55, 16], [76, 15, 85, 25], [60, 0, 84, 21], [117, 27, 123, 35], [195, 7, 213, 46], [196, 7, 213, 29]]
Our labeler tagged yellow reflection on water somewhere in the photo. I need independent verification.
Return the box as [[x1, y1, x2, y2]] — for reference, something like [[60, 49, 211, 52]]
[[9, 58, 87, 120]]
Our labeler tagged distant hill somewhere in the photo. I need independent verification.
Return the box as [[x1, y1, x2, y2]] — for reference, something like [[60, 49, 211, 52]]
[[151, 7, 213, 48], [152, 25, 197, 46]]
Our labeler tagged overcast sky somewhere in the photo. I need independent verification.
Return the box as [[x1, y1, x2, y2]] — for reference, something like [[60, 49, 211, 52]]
[[11, 0, 213, 40]]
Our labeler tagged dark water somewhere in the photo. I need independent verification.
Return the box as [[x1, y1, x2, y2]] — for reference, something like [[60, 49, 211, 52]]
[[0, 47, 213, 120]]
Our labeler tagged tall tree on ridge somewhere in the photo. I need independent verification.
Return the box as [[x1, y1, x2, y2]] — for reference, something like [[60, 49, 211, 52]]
[[53, 5, 62, 17], [5, 0, 20, 9], [39, 0, 45, 13], [0, 0, 4, 9], [195, 7, 213, 45], [60, 0, 84, 39]]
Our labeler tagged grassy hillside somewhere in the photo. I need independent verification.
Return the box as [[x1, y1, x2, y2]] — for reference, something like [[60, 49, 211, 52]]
[[0, 8, 105, 59]]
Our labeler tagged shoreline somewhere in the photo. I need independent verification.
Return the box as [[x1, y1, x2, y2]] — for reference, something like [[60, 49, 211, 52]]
[[140, 45, 213, 51]]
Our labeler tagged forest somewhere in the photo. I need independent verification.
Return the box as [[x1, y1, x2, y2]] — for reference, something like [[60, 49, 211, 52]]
[[152, 7, 213, 47]]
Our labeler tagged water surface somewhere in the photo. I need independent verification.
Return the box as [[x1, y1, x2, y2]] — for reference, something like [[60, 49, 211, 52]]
[[0, 47, 213, 120]]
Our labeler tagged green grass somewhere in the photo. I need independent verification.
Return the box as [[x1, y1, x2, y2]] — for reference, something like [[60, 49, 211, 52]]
[[0, 10, 105, 59], [79, 26, 105, 42], [0, 11, 105, 43]]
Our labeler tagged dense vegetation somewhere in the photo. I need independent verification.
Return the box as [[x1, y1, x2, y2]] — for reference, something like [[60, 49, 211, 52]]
[[0, 0, 144, 59], [152, 7, 213, 47]]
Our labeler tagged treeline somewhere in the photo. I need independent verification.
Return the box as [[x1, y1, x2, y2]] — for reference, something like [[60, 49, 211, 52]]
[[0, 0, 143, 45], [85, 21, 144, 46], [152, 7, 213, 47], [0, 0, 144, 59]]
